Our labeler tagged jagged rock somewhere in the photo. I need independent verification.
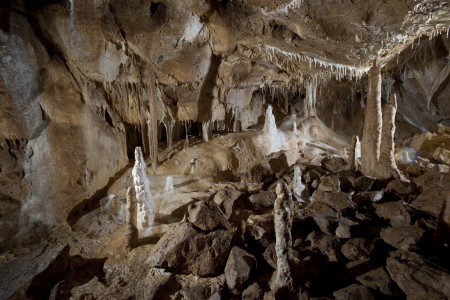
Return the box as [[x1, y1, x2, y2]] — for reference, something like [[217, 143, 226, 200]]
[[144, 268, 174, 300], [307, 201, 340, 235], [306, 231, 341, 262], [433, 195, 450, 252], [188, 200, 230, 231], [0, 244, 69, 300], [312, 190, 356, 213], [317, 174, 341, 192], [374, 201, 411, 226], [380, 226, 425, 251], [147, 223, 232, 277], [414, 168, 450, 191], [410, 187, 448, 218], [246, 223, 266, 241], [69, 277, 109, 300], [387, 250, 450, 299], [349, 176, 376, 191], [263, 243, 277, 269], [213, 188, 242, 219], [356, 267, 397, 297], [335, 218, 358, 239], [384, 179, 416, 197], [333, 284, 376, 300], [171, 274, 224, 300], [247, 212, 274, 239], [242, 282, 264, 300], [341, 238, 372, 260], [304, 167, 326, 184], [249, 191, 276, 208], [352, 191, 383, 205], [225, 246, 257, 293], [321, 156, 347, 173]]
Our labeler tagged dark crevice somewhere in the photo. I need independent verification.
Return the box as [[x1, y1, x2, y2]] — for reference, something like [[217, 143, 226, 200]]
[[104, 109, 113, 127]]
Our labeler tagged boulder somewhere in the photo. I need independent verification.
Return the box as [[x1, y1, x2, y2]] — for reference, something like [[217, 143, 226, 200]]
[[333, 284, 376, 300], [188, 200, 230, 231], [263, 243, 277, 269], [307, 201, 340, 235], [213, 189, 242, 219], [341, 238, 372, 261], [312, 190, 356, 213], [384, 179, 416, 197], [387, 250, 450, 299], [225, 246, 256, 293], [352, 191, 383, 205], [317, 175, 341, 192], [374, 201, 411, 226], [242, 282, 264, 300], [0, 244, 69, 300], [380, 226, 425, 251], [335, 218, 359, 239], [306, 231, 341, 262], [249, 191, 276, 208], [410, 187, 447, 218], [349, 176, 376, 191], [356, 267, 397, 297], [321, 156, 347, 173], [147, 223, 232, 277]]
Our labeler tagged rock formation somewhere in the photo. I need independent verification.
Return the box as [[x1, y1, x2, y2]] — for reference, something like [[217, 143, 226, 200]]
[[292, 166, 306, 203], [274, 181, 294, 291], [348, 135, 358, 171], [125, 187, 138, 252], [132, 147, 155, 231], [163, 176, 174, 193]]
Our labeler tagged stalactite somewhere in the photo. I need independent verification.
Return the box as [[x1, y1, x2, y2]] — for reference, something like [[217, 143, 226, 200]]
[[148, 80, 158, 171], [132, 147, 155, 231], [202, 120, 211, 142], [125, 187, 138, 252], [305, 79, 317, 118], [274, 181, 294, 291], [361, 61, 382, 177]]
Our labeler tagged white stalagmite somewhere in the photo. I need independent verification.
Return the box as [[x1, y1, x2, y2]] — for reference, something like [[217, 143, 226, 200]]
[[361, 61, 382, 177], [148, 80, 158, 172], [163, 176, 174, 193], [125, 187, 138, 252], [293, 121, 298, 134], [292, 166, 305, 203], [274, 181, 294, 289], [263, 105, 277, 135], [376, 94, 407, 181], [132, 147, 155, 231]]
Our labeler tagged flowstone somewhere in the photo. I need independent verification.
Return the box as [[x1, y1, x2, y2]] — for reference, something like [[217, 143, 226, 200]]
[[132, 147, 155, 231]]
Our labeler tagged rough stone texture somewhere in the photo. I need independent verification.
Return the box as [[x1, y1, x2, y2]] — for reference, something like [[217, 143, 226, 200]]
[[335, 218, 358, 239], [125, 187, 138, 252], [361, 63, 382, 178], [249, 191, 276, 208], [312, 190, 356, 213], [380, 226, 425, 251], [387, 250, 450, 299], [225, 246, 256, 293], [317, 174, 341, 192], [410, 187, 447, 218], [341, 238, 372, 261], [347, 136, 358, 171], [433, 194, 450, 250], [213, 188, 242, 219], [147, 223, 232, 277], [356, 267, 396, 297], [374, 201, 411, 226], [188, 200, 230, 231], [0, 244, 69, 300], [307, 201, 340, 235], [333, 284, 376, 300], [242, 282, 264, 300], [321, 156, 347, 173]]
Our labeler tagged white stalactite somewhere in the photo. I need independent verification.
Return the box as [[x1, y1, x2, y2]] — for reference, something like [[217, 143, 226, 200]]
[[274, 181, 294, 289], [132, 147, 155, 231]]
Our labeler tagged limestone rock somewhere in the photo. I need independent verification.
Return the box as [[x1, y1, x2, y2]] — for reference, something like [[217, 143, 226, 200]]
[[321, 156, 347, 173], [352, 191, 384, 205], [341, 238, 372, 261], [374, 201, 411, 226], [387, 250, 450, 299], [312, 190, 356, 213], [349, 176, 376, 191], [0, 244, 69, 300], [147, 223, 232, 277], [317, 174, 341, 192], [307, 201, 340, 235], [356, 267, 396, 297], [249, 191, 276, 208], [380, 226, 425, 251], [333, 284, 376, 300], [225, 246, 256, 293], [335, 218, 358, 239], [410, 187, 448, 218], [213, 188, 242, 219], [242, 282, 264, 300], [188, 200, 230, 231], [306, 231, 341, 262], [263, 243, 277, 269]]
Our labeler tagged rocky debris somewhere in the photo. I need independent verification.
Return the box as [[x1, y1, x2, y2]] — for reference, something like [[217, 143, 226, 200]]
[[333, 284, 376, 300], [249, 191, 276, 208], [341, 238, 372, 261], [387, 250, 450, 299], [349, 176, 376, 191], [384, 179, 416, 198], [312, 190, 356, 213], [374, 201, 411, 226], [410, 187, 447, 218], [335, 218, 358, 239], [317, 174, 341, 192], [262, 243, 277, 269], [213, 188, 242, 219], [433, 195, 450, 252], [242, 282, 264, 300], [321, 156, 347, 173], [188, 200, 230, 231], [355, 267, 397, 297], [147, 223, 232, 277], [225, 246, 257, 293], [0, 244, 69, 300], [306, 231, 341, 262], [352, 191, 384, 205], [380, 226, 425, 251], [307, 201, 340, 235]]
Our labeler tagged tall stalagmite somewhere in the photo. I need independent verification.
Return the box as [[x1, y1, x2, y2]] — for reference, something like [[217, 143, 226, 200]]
[[361, 61, 382, 177], [274, 181, 294, 290], [348, 135, 358, 171], [377, 94, 406, 180], [125, 187, 138, 252], [148, 79, 158, 172]]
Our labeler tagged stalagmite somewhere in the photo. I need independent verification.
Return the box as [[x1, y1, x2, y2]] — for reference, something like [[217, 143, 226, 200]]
[[293, 121, 298, 134], [274, 181, 294, 290], [348, 135, 358, 171], [377, 94, 407, 181], [132, 147, 155, 231], [125, 187, 138, 252], [148, 80, 158, 172], [361, 61, 382, 177], [292, 166, 305, 203], [305, 79, 317, 118], [263, 105, 277, 135], [202, 120, 211, 142], [163, 176, 174, 193]]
